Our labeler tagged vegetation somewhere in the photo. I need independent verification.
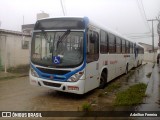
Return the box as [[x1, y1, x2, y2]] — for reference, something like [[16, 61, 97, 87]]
[[7, 64, 29, 74], [105, 82, 121, 92], [0, 64, 29, 80], [98, 81, 121, 97], [82, 103, 92, 111], [0, 76, 18, 80], [114, 83, 147, 106]]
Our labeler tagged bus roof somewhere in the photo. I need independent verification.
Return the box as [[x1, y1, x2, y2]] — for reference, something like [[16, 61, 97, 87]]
[[36, 16, 136, 44]]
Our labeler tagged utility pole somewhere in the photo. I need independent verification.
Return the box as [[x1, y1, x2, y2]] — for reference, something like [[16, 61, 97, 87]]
[[147, 19, 157, 52]]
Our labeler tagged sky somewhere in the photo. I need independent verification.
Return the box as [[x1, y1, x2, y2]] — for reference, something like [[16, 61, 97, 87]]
[[0, 0, 160, 46]]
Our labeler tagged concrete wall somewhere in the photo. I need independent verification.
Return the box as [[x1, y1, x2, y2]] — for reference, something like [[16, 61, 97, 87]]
[[143, 52, 157, 63], [0, 32, 31, 69]]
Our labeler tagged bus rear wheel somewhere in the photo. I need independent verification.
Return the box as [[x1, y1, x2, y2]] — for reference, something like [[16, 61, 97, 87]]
[[125, 64, 128, 75], [99, 73, 107, 89]]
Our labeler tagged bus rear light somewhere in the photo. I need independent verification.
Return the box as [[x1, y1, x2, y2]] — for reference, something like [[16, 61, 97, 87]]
[[68, 86, 79, 90]]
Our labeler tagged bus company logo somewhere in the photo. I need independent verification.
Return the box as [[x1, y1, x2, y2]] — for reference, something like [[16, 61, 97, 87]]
[[2, 112, 11, 117]]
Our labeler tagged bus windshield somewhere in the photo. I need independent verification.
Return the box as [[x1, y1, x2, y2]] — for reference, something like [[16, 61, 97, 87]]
[[31, 31, 84, 68]]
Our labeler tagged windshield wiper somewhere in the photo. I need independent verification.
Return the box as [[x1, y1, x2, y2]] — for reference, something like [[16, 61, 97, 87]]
[[57, 30, 70, 48]]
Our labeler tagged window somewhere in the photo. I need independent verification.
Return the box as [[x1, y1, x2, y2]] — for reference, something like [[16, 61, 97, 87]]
[[116, 36, 121, 54], [126, 41, 130, 53], [126, 41, 128, 53], [22, 40, 29, 49], [130, 42, 133, 53], [122, 39, 125, 54], [87, 30, 99, 63], [108, 33, 115, 53], [100, 30, 108, 53]]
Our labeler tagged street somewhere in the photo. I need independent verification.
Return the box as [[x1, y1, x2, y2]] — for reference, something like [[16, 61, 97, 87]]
[[0, 63, 159, 119]]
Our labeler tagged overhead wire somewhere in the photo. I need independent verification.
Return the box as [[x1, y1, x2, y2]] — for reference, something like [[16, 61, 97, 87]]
[[136, 0, 151, 33]]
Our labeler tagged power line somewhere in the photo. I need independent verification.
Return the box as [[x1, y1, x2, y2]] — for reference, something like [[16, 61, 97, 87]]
[[136, 0, 151, 32]]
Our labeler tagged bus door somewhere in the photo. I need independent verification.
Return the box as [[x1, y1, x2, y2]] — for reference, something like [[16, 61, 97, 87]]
[[85, 29, 99, 92]]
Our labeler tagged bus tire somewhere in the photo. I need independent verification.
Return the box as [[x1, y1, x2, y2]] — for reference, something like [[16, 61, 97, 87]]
[[125, 64, 128, 75], [99, 72, 107, 89], [137, 61, 139, 67]]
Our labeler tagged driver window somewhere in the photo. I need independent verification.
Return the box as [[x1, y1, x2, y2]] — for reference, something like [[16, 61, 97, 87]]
[[87, 30, 99, 63]]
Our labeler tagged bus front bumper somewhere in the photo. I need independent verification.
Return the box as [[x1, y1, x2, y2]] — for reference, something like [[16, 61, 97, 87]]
[[29, 73, 85, 94]]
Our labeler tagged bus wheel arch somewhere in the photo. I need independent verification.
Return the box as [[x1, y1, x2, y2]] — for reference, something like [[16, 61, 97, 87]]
[[99, 68, 108, 89]]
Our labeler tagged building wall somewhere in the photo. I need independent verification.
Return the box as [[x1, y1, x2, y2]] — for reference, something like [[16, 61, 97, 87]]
[[143, 52, 157, 62], [0, 32, 31, 69]]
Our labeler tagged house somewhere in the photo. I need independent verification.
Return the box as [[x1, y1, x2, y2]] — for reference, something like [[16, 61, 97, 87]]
[[0, 29, 31, 70], [138, 42, 158, 53], [138, 42, 159, 62]]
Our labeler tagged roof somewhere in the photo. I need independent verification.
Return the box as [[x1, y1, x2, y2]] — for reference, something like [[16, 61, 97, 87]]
[[22, 24, 35, 30], [138, 42, 158, 50], [36, 16, 135, 43], [0, 29, 31, 36]]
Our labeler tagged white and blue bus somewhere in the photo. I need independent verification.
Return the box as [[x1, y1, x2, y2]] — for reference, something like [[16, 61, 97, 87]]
[[29, 16, 144, 94]]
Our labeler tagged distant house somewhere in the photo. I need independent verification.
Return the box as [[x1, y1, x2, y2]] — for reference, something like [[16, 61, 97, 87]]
[[0, 12, 50, 70], [22, 24, 34, 34], [0, 29, 31, 69], [138, 42, 159, 62], [138, 42, 158, 53], [21, 12, 49, 34]]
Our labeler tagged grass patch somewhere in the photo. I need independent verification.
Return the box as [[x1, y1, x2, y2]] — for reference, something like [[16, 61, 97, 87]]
[[105, 82, 121, 92], [7, 64, 29, 74], [82, 103, 92, 111], [0, 76, 17, 80], [98, 81, 121, 97], [146, 72, 152, 78], [114, 83, 147, 106]]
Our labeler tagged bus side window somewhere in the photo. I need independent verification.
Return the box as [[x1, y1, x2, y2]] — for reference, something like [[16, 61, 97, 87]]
[[87, 30, 99, 63], [108, 33, 116, 53], [100, 30, 108, 54], [116, 36, 121, 54], [130, 42, 133, 54], [122, 39, 125, 54], [126, 41, 128, 53]]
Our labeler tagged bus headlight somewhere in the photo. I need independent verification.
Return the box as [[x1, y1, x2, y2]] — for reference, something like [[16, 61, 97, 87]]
[[67, 71, 84, 82], [30, 67, 39, 78]]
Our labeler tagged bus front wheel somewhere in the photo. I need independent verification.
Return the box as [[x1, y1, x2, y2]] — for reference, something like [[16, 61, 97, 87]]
[[99, 72, 107, 89]]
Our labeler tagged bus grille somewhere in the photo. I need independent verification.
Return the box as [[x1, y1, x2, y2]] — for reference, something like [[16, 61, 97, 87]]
[[37, 67, 70, 75], [43, 81, 61, 87]]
